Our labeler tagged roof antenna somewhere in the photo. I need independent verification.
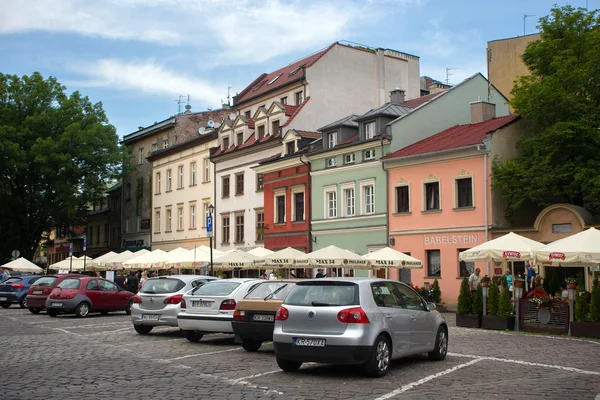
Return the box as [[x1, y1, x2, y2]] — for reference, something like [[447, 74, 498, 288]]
[[523, 14, 535, 35], [445, 67, 458, 85], [175, 95, 185, 114]]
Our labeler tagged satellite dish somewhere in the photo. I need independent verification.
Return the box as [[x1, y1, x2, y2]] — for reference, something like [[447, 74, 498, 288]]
[[199, 127, 206, 135], [207, 120, 215, 128]]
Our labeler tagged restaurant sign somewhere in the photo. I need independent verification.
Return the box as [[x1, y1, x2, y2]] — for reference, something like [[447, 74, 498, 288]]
[[424, 234, 479, 246]]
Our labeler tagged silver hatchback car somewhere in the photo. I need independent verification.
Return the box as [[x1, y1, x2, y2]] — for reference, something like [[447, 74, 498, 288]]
[[273, 278, 448, 377], [131, 275, 219, 334]]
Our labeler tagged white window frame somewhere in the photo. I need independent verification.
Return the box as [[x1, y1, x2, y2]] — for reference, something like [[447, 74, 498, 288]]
[[155, 172, 161, 194], [236, 130, 244, 146], [344, 153, 355, 164], [190, 204, 196, 229], [326, 157, 337, 168], [163, 139, 169, 149], [453, 174, 475, 209], [365, 121, 376, 140], [340, 182, 355, 217], [222, 135, 230, 150], [291, 186, 305, 222], [422, 178, 441, 211], [166, 209, 172, 231], [274, 188, 286, 224], [234, 212, 245, 244], [138, 148, 144, 164], [137, 216, 141, 232], [154, 210, 161, 233], [394, 183, 411, 214], [327, 132, 337, 148], [203, 158, 211, 182], [190, 162, 197, 186], [221, 215, 230, 244], [166, 169, 172, 191], [178, 165, 184, 189], [360, 179, 375, 215], [177, 207, 184, 230], [323, 185, 337, 219], [256, 210, 265, 242], [364, 149, 376, 160], [152, 143, 158, 152]]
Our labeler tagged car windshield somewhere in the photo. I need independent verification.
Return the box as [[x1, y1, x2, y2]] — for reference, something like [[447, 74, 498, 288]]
[[284, 282, 359, 306], [57, 279, 81, 289], [191, 282, 241, 296], [140, 278, 185, 294], [33, 277, 57, 287], [244, 282, 295, 300]]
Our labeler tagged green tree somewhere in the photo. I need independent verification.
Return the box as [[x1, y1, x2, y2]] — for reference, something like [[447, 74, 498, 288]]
[[431, 279, 442, 304], [574, 285, 589, 322], [590, 276, 600, 323], [472, 285, 484, 315], [457, 277, 473, 315], [498, 277, 513, 317], [487, 280, 500, 316], [0, 72, 124, 261], [492, 6, 600, 218]]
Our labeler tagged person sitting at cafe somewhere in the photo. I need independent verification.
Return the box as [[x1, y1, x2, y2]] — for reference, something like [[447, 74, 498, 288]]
[[527, 283, 547, 298]]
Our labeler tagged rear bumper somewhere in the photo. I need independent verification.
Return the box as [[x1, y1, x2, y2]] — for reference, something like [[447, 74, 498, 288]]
[[232, 321, 274, 341], [0, 293, 19, 304], [131, 305, 179, 327], [177, 313, 233, 333], [273, 342, 372, 364], [45, 298, 79, 312], [26, 295, 47, 308]]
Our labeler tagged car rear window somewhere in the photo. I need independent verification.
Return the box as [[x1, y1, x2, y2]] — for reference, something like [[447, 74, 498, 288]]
[[245, 282, 295, 300], [191, 282, 241, 296], [284, 282, 359, 306], [3, 278, 22, 284], [57, 279, 81, 289], [33, 277, 58, 287], [140, 278, 185, 294]]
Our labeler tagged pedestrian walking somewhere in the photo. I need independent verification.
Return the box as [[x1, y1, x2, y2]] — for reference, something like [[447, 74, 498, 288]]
[[126, 271, 139, 293], [315, 269, 326, 278], [114, 270, 126, 290], [139, 272, 148, 291], [0, 268, 9, 283], [468, 268, 481, 294], [526, 263, 537, 291]]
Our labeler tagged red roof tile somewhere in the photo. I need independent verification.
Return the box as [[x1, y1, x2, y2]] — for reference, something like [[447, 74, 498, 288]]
[[282, 96, 310, 128], [383, 114, 520, 159], [284, 104, 299, 116], [238, 133, 257, 149], [247, 117, 255, 129], [295, 130, 321, 139], [402, 91, 445, 108], [233, 44, 336, 105]]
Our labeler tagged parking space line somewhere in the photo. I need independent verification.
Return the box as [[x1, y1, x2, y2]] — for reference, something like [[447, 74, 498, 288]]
[[373, 358, 483, 400], [233, 369, 281, 383], [57, 322, 131, 329], [88, 327, 133, 335], [162, 347, 243, 361]]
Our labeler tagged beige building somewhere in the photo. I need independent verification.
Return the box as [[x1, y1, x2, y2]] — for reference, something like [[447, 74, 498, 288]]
[[148, 130, 219, 251], [487, 33, 540, 101]]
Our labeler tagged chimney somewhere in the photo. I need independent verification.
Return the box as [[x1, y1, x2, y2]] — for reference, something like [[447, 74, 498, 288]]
[[184, 104, 192, 114], [390, 88, 405, 105], [470, 100, 496, 123]]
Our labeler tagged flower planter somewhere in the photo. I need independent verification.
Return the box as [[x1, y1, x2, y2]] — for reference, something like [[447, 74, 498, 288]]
[[570, 322, 600, 339], [567, 282, 577, 289], [456, 313, 482, 328], [481, 282, 489, 287], [482, 315, 515, 331]]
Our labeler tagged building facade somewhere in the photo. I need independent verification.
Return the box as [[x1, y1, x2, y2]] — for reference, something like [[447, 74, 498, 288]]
[[46, 226, 85, 266], [86, 183, 122, 258]]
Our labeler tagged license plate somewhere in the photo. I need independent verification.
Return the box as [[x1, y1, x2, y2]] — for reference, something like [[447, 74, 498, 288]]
[[293, 338, 326, 347], [0, 297, 6, 301], [252, 314, 274, 322], [33, 290, 43, 295], [192, 301, 212, 307], [141, 314, 159, 321], [51, 302, 63, 307]]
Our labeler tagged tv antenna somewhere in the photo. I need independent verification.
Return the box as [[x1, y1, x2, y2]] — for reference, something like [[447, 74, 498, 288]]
[[175, 95, 190, 114], [445, 67, 458, 85], [523, 14, 535, 35], [227, 86, 232, 106]]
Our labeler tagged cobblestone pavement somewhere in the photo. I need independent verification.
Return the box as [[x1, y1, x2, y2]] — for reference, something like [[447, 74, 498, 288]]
[[1, 308, 599, 400]]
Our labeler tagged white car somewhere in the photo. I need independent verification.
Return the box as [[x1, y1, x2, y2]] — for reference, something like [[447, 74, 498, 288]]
[[177, 278, 264, 342]]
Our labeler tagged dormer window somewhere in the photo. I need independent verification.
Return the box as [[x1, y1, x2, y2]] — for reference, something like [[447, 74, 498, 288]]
[[280, 96, 287, 105], [163, 139, 169, 149], [295, 91, 303, 106], [271, 120, 280, 135], [268, 74, 282, 85], [289, 64, 304, 76], [365, 121, 376, 140], [223, 137, 230, 149], [286, 141, 296, 155], [327, 132, 337, 148], [244, 110, 251, 118], [236, 132, 244, 146], [257, 125, 265, 139]]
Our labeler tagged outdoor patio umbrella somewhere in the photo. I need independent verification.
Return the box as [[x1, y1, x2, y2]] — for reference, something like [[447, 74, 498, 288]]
[[247, 247, 275, 257], [212, 250, 260, 271], [363, 247, 423, 269], [49, 256, 95, 271], [459, 232, 544, 263], [534, 227, 600, 265], [306, 245, 369, 268], [123, 249, 168, 270], [1, 257, 43, 273], [106, 250, 148, 269], [88, 251, 118, 269], [163, 247, 194, 269]]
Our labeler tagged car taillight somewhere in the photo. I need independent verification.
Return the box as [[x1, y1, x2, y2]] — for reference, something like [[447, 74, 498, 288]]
[[337, 307, 370, 324], [10, 284, 24, 289], [180, 299, 187, 309], [164, 294, 182, 304], [233, 310, 245, 321], [65, 294, 75, 299], [132, 295, 142, 304], [275, 306, 289, 321], [219, 299, 236, 311]]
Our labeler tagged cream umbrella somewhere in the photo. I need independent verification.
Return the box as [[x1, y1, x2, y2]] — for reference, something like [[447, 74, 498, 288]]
[[106, 250, 147, 269], [247, 247, 275, 258], [363, 247, 423, 269], [163, 247, 194, 269], [534, 227, 600, 265], [252, 247, 309, 269], [1, 257, 43, 273], [306, 245, 369, 268], [213, 250, 260, 271], [123, 249, 168, 270], [88, 251, 118, 269], [459, 232, 544, 262], [50, 256, 95, 272]]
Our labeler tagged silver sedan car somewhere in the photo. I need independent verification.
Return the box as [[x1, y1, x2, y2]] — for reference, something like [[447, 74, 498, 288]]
[[273, 278, 448, 377], [131, 275, 219, 334]]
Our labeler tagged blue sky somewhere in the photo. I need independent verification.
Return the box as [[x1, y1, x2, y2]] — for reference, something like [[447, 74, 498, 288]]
[[0, 0, 592, 137]]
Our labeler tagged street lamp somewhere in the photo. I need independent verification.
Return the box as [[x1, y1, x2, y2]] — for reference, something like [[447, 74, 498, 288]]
[[208, 204, 215, 277], [514, 285, 524, 332]]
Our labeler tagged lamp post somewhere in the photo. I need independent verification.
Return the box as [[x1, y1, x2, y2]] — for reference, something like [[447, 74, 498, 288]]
[[514, 285, 523, 332], [568, 287, 575, 336], [482, 284, 489, 316], [207, 204, 215, 277]]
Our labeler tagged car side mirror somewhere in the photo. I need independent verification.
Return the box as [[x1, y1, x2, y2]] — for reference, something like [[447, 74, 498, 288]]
[[427, 302, 436, 312]]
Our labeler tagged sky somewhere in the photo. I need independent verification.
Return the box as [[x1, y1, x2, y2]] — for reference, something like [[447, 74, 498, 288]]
[[0, 0, 594, 137]]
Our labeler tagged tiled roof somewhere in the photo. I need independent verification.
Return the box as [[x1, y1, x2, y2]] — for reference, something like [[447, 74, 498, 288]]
[[338, 134, 359, 146], [284, 104, 299, 116], [295, 130, 322, 139], [401, 91, 445, 108], [383, 114, 520, 159], [282, 97, 311, 128], [356, 103, 413, 121], [233, 43, 336, 105], [319, 114, 359, 131], [212, 131, 281, 158]]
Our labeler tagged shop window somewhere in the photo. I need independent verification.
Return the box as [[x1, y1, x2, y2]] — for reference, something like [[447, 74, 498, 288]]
[[427, 250, 441, 277]]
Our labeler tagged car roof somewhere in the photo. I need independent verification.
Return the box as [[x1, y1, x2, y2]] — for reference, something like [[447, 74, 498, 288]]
[[297, 277, 409, 285], [147, 275, 218, 282], [211, 278, 263, 283]]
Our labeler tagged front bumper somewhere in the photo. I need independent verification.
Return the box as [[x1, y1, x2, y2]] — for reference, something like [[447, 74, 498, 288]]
[[131, 304, 179, 327], [232, 321, 275, 341], [177, 313, 233, 333], [273, 342, 372, 364]]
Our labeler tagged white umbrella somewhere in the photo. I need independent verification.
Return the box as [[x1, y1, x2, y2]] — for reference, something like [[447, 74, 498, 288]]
[[213, 250, 259, 270], [163, 247, 194, 268], [123, 249, 168, 270], [306, 245, 369, 268], [106, 250, 148, 269], [1, 257, 43, 273], [247, 247, 275, 257], [459, 232, 544, 262], [534, 227, 600, 265], [50, 256, 95, 271], [88, 251, 118, 268], [363, 247, 423, 269], [253, 247, 309, 269]]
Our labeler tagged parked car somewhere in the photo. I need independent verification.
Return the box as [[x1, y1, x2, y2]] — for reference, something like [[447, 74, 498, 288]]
[[178, 278, 263, 342], [26, 274, 87, 314], [272, 278, 448, 377], [45, 277, 135, 317], [131, 275, 219, 335], [0, 276, 41, 308], [232, 280, 297, 352]]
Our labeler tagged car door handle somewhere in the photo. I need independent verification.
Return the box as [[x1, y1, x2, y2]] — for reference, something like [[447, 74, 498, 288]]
[[385, 314, 393, 319]]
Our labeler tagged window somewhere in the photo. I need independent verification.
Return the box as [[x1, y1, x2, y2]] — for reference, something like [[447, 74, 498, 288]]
[[126, 182, 131, 201], [427, 250, 441, 277], [268, 74, 281, 85], [104, 223, 108, 243], [223, 136, 230, 149], [344, 153, 355, 164], [256, 211, 264, 242], [235, 173, 244, 195], [280, 96, 287, 105], [236, 132, 244, 146], [294, 192, 304, 222], [163, 139, 169, 149], [222, 216, 230, 244], [394, 283, 426, 311], [100, 280, 118, 292], [138, 148, 144, 164], [244, 110, 251, 118], [155, 211, 161, 232], [166, 169, 172, 191], [166, 209, 172, 231], [86, 280, 99, 291], [96, 225, 100, 243], [456, 178, 473, 208], [272, 119, 280, 135], [344, 188, 355, 216], [425, 182, 440, 210], [190, 205, 196, 229], [286, 141, 295, 155], [364, 149, 375, 160], [89, 227, 93, 244], [256, 173, 264, 191], [552, 223, 572, 233], [326, 190, 337, 218], [203, 203, 209, 227], [327, 132, 337, 148], [190, 162, 197, 185], [222, 176, 230, 198], [235, 214, 244, 243], [365, 122, 375, 140], [136, 216, 141, 232], [125, 218, 130, 234], [177, 207, 183, 230], [152, 143, 158, 152], [295, 91, 303, 105], [203, 158, 210, 182], [363, 184, 374, 215], [155, 172, 161, 194], [326, 158, 337, 168], [275, 194, 286, 224], [458, 249, 474, 277], [257, 125, 265, 139], [395, 186, 410, 213], [178, 165, 184, 189], [371, 282, 403, 308]]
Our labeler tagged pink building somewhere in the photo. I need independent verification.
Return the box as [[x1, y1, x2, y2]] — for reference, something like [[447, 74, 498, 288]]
[[382, 102, 523, 304]]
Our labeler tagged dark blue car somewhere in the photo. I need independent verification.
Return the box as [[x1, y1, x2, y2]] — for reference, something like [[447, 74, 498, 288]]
[[0, 276, 41, 308]]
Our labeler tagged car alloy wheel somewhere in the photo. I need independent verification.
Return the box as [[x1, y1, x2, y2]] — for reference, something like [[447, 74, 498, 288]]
[[20, 297, 28, 309], [438, 330, 447, 357], [364, 335, 391, 377], [428, 326, 448, 361], [76, 303, 90, 318], [376, 339, 390, 372]]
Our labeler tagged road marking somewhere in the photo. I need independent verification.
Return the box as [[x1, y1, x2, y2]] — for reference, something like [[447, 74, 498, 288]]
[[88, 327, 133, 335], [373, 358, 483, 400], [58, 322, 131, 329], [234, 369, 281, 383], [162, 347, 243, 361]]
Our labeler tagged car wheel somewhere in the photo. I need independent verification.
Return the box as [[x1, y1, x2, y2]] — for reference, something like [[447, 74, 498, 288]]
[[428, 326, 448, 361], [125, 301, 132, 315], [364, 334, 391, 377], [1, 303, 10, 308], [74, 302, 90, 318], [134, 325, 153, 335], [29, 307, 41, 314], [183, 330, 204, 343], [19, 297, 28, 309], [47, 310, 59, 317], [241, 338, 262, 352], [276, 357, 302, 372]]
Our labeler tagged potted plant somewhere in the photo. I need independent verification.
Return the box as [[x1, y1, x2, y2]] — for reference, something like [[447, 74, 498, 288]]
[[570, 277, 600, 339], [480, 275, 491, 287], [456, 277, 481, 328], [513, 274, 525, 288], [565, 276, 578, 290], [483, 277, 515, 330], [431, 279, 446, 312]]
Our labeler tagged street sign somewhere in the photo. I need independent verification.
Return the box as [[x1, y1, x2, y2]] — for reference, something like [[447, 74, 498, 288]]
[[69, 243, 73, 256], [208, 231, 213, 238], [206, 215, 213, 233], [83, 235, 87, 251], [11, 249, 19, 259]]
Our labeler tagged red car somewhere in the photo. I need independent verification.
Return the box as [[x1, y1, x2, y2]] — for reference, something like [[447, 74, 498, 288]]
[[25, 274, 86, 314], [45, 277, 135, 318]]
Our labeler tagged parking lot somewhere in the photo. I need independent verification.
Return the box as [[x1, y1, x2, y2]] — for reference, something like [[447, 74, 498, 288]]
[[1, 308, 600, 400]]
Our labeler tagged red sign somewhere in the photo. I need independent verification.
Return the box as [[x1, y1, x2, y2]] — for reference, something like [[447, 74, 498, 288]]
[[502, 251, 521, 259], [549, 252, 566, 261]]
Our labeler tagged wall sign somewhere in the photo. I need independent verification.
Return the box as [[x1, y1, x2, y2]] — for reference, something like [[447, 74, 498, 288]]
[[424, 234, 479, 246]]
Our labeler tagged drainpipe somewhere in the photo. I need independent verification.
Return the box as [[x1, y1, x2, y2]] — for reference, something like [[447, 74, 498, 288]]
[[300, 154, 312, 253], [211, 154, 217, 252], [380, 135, 390, 279], [477, 141, 490, 275]]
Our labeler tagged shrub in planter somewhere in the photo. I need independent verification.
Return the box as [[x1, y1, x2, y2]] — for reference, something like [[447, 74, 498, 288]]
[[497, 277, 513, 317], [457, 277, 472, 314], [590, 276, 600, 323], [574, 285, 589, 323], [472, 285, 483, 315], [487, 280, 500, 316], [482, 276, 515, 330], [432, 279, 442, 305]]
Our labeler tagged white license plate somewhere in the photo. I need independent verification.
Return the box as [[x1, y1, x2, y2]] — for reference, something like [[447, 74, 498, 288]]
[[141, 314, 159, 321], [192, 301, 212, 307], [293, 338, 326, 347], [33, 290, 43, 295], [51, 302, 63, 307], [253, 314, 274, 322], [0, 297, 7, 301]]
